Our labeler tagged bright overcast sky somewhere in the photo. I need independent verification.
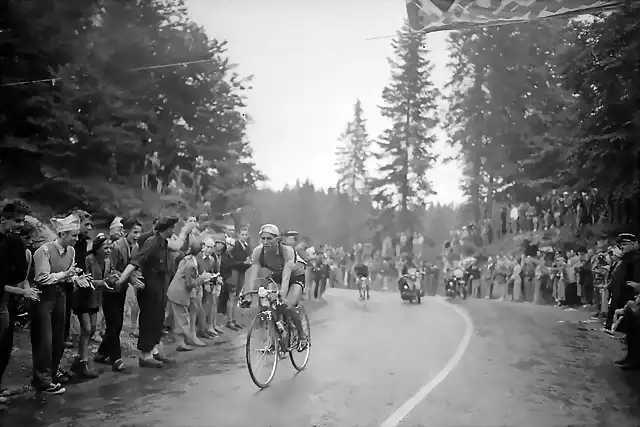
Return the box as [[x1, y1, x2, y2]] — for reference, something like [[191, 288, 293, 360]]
[[186, 0, 464, 205]]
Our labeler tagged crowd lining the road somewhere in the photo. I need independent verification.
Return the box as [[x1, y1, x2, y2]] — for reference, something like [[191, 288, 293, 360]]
[[441, 190, 640, 372], [1, 188, 639, 412], [0, 201, 297, 404]]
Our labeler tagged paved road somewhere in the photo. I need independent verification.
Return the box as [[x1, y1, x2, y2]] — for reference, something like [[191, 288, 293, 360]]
[[2, 289, 640, 427]]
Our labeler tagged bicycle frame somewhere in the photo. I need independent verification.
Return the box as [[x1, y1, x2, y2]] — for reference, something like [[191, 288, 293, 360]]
[[241, 277, 311, 388], [244, 279, 293, 350]]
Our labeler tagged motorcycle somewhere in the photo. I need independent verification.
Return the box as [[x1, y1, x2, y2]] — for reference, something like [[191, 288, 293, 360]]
[[399, 274, 423, 304], [445, 276, 467, 300]]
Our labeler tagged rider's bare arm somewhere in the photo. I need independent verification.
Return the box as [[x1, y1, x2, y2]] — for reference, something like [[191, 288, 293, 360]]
[[280, 245, 295, 295], [248, 245, 262, 292]]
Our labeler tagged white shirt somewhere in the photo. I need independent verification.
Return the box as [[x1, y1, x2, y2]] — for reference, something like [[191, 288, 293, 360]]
[[510, 207, 519, 220]]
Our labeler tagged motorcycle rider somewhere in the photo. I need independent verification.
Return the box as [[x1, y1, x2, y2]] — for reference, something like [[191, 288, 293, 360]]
[[398, 267, 421, 295], [444, 258, 466, 296], [353, 260, 371, 300]]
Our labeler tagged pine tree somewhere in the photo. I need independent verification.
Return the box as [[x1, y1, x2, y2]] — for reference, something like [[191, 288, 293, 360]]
[[371, 21, 440, 234], [446, 23, 572, 221], [334, 99, 371, 202]]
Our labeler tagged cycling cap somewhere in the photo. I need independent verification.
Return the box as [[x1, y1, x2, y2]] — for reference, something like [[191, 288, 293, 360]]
[[259, 224, 280, 236]]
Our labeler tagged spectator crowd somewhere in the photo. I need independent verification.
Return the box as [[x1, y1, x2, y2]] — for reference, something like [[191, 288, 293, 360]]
[[440, 188, 640, 372], [1, 186, 638, 412], [0, 200, 262, 405]]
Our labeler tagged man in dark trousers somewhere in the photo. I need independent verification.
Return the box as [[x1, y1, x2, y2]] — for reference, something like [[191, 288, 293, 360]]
[[228, 227, 251, 329], [606, 233, 640, 331], [0, 201, 40, 399], [95, 218, 142, 372], [32, 214, 83, 393], [116, 216, 178, 368]]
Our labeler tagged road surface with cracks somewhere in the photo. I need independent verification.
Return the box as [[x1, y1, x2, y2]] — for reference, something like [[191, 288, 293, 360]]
[[2, 288, 640, 427]]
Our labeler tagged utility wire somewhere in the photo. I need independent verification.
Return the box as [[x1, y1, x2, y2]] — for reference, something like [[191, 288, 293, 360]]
[[1, 58, 217, 87]]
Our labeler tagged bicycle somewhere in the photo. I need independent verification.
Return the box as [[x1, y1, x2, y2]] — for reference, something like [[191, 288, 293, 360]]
[[357, 276, 370, 301], [238, 278, 311, 388]]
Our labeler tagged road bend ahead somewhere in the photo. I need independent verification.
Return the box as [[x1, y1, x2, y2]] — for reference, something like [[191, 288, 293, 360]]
[[2, 288, 640, 427]]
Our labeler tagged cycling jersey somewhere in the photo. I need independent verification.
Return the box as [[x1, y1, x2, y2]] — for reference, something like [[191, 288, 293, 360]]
[[354, 264, 369, 278], [252, 242, 307, 286]]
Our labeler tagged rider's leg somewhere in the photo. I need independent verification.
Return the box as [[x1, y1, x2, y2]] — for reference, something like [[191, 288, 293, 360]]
[[283, 283, 306, 340]]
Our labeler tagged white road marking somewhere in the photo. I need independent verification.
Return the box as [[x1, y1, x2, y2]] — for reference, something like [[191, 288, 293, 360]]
[[379, 298, 474, 427]]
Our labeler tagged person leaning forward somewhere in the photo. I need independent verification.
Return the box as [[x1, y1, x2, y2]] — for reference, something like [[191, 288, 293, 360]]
[[116, 216, 178, 368], [95, 218, 143, 372]]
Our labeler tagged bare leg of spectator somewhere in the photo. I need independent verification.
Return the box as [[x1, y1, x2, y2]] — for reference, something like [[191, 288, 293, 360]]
[[513, 278, 523, 302], [187, 297, 205, 347]]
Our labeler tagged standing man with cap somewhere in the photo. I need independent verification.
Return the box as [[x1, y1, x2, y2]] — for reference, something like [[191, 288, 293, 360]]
[[116, 216, 179, 368], [606, 233, 640, 331], [32, 214, 91, 393]]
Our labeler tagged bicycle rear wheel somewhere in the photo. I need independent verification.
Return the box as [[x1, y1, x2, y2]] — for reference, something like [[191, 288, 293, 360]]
[[246, 312, 279, 388], [289, 309, 311, 371]]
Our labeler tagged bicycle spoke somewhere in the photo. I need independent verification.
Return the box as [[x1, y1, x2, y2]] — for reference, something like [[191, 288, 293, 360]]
[[246, 314, 278, 388]]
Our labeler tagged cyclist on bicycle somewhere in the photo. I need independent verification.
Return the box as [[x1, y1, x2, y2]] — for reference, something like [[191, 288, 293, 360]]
[[247, 224, 308, 350], [353, 261, 370, 300]]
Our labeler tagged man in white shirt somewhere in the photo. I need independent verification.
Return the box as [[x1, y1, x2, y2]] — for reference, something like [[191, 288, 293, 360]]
[[510, 204, 519, 234]]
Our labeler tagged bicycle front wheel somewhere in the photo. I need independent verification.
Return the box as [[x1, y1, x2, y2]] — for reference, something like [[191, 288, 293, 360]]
[[289, 309, 311, 371], [246, 312, 279, 388]]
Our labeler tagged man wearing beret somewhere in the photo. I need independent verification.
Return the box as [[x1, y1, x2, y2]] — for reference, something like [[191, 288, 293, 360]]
[[116, 216, 178, 368]]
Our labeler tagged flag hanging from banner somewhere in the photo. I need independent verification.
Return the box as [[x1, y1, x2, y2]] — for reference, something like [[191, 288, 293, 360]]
[[405, 0, 622, 33]]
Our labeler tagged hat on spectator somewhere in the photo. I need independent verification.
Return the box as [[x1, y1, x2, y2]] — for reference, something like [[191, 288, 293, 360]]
[[51, 214, 81, 234], [88, 233, 109, 255], [617, 233, 637, 244], [155, 216, 179, 233], [284, 230, 299, 237], [0, 200, 31, 219], [72, 209, 92, 222], [211, 233, 226, 245], [198, 213, 209, 222], [110, 217, 123, 230], [259, 224, 279, 237]]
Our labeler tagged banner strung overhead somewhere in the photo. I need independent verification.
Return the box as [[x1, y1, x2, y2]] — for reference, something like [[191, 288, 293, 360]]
[[405, 0, 622, 33]]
